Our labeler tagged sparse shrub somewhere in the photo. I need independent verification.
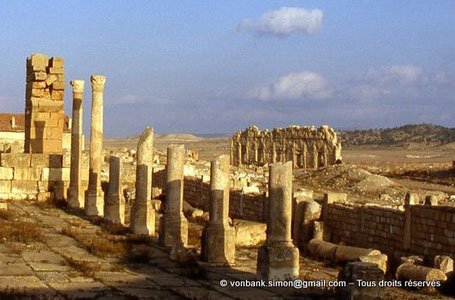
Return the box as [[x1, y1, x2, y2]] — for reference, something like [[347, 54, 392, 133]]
[[65, 257, 101, 277], [0, 219, 45, 244]]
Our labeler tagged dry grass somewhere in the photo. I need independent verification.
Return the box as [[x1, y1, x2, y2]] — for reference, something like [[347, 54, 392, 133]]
[[65, 257, 101, 277], [0, 210, 45, 245], [61, 227, 126, 258]]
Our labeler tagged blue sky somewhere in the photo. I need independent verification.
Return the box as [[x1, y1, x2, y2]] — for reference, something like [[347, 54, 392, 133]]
[[0, 1, 454, 136]]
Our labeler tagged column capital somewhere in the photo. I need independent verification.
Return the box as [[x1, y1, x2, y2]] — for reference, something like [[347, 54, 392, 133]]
[[90, 75, 106, 92], [70, 80, 85, 94]]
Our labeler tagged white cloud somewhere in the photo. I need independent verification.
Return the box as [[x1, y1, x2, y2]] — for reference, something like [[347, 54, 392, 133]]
[[366, 65, 423, 86], [237, 7, 323, 36], [246, 72, 331, 101]]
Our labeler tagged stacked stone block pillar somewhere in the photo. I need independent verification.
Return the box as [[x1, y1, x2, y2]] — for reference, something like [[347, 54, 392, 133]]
[[160, 144, 188, 247], [201, 154, 235, 265], [25, 54, 65, 154], [131, 127, 155, 235], [67, 80, 84, 208], [105, 156, 125, 224], [257, 161, 300, 280], [85, 75, 106, 216]]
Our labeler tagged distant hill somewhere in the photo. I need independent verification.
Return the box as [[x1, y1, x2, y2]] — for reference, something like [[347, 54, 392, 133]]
[[339, 124, 455, 147]]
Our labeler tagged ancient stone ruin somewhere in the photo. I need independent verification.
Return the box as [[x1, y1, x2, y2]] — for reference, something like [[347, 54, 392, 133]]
[[25, 54, 66, 154], [230, 125, 342, 169], [0, 54, 454, 299]]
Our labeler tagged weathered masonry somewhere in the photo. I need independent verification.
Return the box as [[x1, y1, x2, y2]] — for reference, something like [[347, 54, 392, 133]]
[[25, 54, 66, 154], [230, 125, 342, 169]]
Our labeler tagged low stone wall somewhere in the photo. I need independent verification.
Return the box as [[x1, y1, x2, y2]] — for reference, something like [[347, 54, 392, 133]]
[[153, 168, 265, 222], [0, 153, 88, 200], [323, 201, 455, 263]]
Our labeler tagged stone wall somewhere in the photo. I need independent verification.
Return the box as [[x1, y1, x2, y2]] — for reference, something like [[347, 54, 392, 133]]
[[230, 125, 342, 169], [323, 201, 455, 263], [0, 153, 88, 201], [25, 54, 66, 154]]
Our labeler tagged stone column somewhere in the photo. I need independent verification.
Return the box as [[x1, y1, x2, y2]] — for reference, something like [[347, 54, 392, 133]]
[[236, 142, 242, 166], [312, 143, 318, 170], [131, 127, 155, 235], [302, 143, 308, 170], [257, 161, 299, 280], [85, 75, 106, 216], [272, 143, 277, 163], [160, 144, 188, 247], [201, 155, 235, 265], [67, 80, 84, 209], [105, 156, 125, 224], [253, 141, 258, 163]]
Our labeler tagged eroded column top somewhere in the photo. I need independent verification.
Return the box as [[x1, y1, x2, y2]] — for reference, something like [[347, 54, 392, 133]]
[[90, 75, 106, 92], [137, 127, 154, 166], [70, 80, 85, 93]]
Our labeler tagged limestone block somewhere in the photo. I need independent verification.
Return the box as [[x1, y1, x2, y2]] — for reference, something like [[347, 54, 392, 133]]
[[49, 57, 63, 68], [32, 72, 47, 81], [11, 180, 37, 194], [0, 167, 14, 180], [31, 81, 47, 89], [294, 188, 314, 199], [234, 219, 266, 247], [28, 53, 48, 67], [31, 154, 63, 168], [62, 152, 71, 168], [324, 192, 347, 204], [359, 254, 388, 274], [38, 181, 58, 192], [1, 153, 31, 168], [257, 244, 300, 280], [0, 202, 7, 210], [45, 74, 58, 86], [10, 193, 28, 200], [51, 90, 64, 100], [41, 168, 70, 181], [0, 180, 11, 193], [27, 65, 46, 73], [434, 255, 453, 274], [48, 67, 64, 74], [51, 81, 65, 90], [37, 192, 53, 202], [14, 168, 41, 181], [242, 186, 260, 194]]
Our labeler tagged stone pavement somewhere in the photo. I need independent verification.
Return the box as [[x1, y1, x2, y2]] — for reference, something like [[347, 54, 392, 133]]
[[0, 201, 339, 299]]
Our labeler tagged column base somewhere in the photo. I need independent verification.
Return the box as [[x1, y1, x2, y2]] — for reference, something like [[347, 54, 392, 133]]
[[159, 214, 188, 247], [85, 189, 104, 217], [67, 186, 84, 209], [130, 203, 155, 235], [105, 194, 125, 224], [201, 223, 235, 265], [257, 242, 300, 280]]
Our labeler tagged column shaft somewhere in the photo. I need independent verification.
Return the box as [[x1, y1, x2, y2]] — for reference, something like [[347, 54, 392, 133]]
[[160, 144, 188, 247], [67, 80, 84, 208], [85, 75, 106, 216]]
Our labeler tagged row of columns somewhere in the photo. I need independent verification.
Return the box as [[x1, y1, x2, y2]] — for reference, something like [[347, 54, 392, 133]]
[[66, 78, 298, 279], [67, 75, 106, 214]]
